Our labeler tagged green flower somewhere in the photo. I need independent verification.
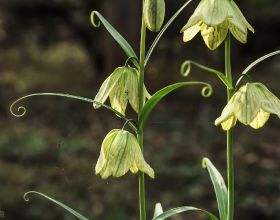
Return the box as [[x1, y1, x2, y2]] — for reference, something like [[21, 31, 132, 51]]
[[94, 66, 150, 115], [95, 129, 155, 179], [181, 0, 254, 50], [215, 83, 280, 130]]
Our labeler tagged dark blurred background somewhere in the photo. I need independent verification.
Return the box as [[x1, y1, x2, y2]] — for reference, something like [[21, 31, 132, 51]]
[[0, 0, 279, 219]]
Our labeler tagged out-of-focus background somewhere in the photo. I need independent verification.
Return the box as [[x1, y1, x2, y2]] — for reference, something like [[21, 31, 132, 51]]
[[0, 0, 279, 219]]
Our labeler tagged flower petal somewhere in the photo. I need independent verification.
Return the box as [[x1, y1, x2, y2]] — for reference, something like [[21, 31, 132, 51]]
[[221, 116, 237, 131], [229, 22, 247, 43], [109, 70, 128, 114], [201, 22, 228, 50], [234, 83, 261, 125], [258, 83, 280, 117], [126, 68, 139, 113], [95, 130, 119, 179], [93, 67, 123, 109], [127, 132, 155, 178], [200, 0, 230, 26], [231, 1, 254, 33], [180, 0, 204, 33], [180, 16, 201, 33], [249, 109, 270, 129], [183, 22, 202, 42], [110, 131, 133, 177]]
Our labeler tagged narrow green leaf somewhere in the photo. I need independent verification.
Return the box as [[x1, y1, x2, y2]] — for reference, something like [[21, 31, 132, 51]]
[[202, 158, 228, 220], [152, 206, 219, 220], [242, 50, 280, 75], [181, 60, 233, 89], [10, 92, 137, 132], [90, 11, 139, 68], [24, 191, 89, 220], [153, 203, 164, 219], [145, 0, 192, 66], [138, 82, 212, 130]]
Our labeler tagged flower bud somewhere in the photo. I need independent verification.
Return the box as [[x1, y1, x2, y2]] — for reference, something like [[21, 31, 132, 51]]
[[95, 129, 155, 179], [144, 0, 166, 32]]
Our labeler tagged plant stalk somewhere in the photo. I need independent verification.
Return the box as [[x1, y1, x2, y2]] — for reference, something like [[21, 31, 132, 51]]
[[138, 1, 147, 220], [225, 34, 234, 220]]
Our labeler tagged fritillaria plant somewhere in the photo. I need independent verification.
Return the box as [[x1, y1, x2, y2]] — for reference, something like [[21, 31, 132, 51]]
[[10, 0, 279, 220]]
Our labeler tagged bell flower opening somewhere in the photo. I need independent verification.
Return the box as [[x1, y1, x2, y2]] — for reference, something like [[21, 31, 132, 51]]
[[95, 129, 155, 179], [215, 83, 280, 130], [181, 0, 254, 50]]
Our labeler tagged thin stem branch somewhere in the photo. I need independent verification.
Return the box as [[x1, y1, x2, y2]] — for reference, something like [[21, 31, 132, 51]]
[[225, 34, 234, 220], [138, 1, 147, 220]]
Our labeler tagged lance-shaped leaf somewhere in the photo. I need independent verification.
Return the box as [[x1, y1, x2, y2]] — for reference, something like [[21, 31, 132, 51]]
[[24, 191, 89, 220], [90, 11, 139, 68], [152, 206, 219, 220], [138, 82, 212, 130], [202, 158, 228, 220]]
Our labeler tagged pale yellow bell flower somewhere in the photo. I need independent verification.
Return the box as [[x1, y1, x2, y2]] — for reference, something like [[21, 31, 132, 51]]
[[95, 129, 155, 179], [215, 83, 280, 131], [181, 0, 254, 50], [93, 66, 151, 115]]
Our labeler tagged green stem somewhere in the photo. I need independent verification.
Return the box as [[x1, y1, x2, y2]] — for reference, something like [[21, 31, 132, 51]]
[[138, 1, 147, 220], [225, 34, 234, 220]]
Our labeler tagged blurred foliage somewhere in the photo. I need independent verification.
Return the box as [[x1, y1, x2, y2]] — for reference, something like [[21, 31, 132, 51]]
[[0, 0, 280, 220]]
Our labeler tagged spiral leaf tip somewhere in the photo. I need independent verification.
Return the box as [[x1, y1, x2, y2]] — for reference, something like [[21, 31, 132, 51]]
[[10, 99, 27, 118], [202, 158, 208, 169], [90, 11, 101, 28], [181, 60, 192, 77], [201, 84, 213, 97], [23, 192, 32, 202]]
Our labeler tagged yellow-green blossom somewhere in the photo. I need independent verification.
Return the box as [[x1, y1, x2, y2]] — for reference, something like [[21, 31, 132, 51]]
[[94, 66, 150, 115], [215, 83, 280, 130], [95, 129, 155, 179], [181, 0, 254, 50]]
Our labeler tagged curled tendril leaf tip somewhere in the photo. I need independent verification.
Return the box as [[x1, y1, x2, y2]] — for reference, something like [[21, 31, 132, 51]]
[[90, 11, 101, 28], [181, 61, 192, 77], [202, 157, 208, 169], [23, 191, 33, 202], [201, 84, 213, 97], [10, 99, 27, 118]]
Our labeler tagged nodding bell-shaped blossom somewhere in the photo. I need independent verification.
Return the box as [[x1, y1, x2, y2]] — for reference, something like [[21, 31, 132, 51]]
[[93, 66, 151, 115], [180, 0, 254, 50], [95, 129, 155, 179], [215, 83, 280, 131]]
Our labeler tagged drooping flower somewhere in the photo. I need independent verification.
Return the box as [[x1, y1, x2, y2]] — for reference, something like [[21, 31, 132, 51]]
[[181, 0, 254, 50], [94, 66, 150, 115], [215, 83, 280, 130], [95, 129, 155, 179]]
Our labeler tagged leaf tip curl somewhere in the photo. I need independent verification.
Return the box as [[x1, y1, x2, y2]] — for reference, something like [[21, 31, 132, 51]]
[[202, 157, 209, 169], [23, 191, 35, 202], [90, 11, 101, 28], [10, 99, 27, 118], [201, 84, 213, 97], [181, 60, 192, 77]]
